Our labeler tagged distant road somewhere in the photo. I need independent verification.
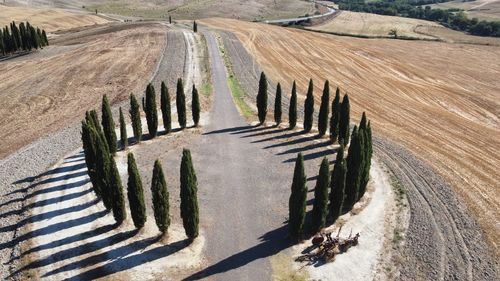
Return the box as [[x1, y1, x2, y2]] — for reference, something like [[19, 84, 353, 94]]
[[263, 4, 336, 25]]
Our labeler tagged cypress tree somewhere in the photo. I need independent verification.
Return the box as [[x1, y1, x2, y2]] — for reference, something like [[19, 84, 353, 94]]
[[127, 153, 147, 229], [329, 87, 341, 143], [119, 107, 128, 150], [289, 153, 307, 241], [303, 79, 314, 132], [256, 72, 268, 125], [109, 157, 127, 224], [169, 16, 172, 24], [101, 95, 117, 154], [318, 80, 330, 136], [358, 113, 372, 201], [130, 94, 142, 143], [176, 78, 187, 129], [192, 84, 200, 127], [81, 120, 101, 198], [180, 149, 199, 240], [160, 81, 172, 134], [329, 144, 347, 223], [339, 94, 350, 147], [289, 81, 297, 129], [151, 160, 170, 234], [311, 157, 330, 233], [274, 82, 282, 125], [193, 21, 197, 32], [144, 83, 158, 138], [42, 30, 48, 46], [95, 127, 113, 210], [344, 126, 363, 213]]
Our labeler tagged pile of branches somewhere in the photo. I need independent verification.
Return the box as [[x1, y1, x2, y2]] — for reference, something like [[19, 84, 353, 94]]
[[296, 227, 360, 264]]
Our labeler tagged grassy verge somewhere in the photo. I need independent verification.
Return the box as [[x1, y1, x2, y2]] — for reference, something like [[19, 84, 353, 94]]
[[270, 253, 308, 281]]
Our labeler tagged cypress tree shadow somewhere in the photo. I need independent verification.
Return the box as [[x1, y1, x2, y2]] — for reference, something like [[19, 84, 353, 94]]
[[283, 148, 336, 163], [203, 125, 254, 135], [276, 141, 332, 156], [240, 127, 287, 139], [263, 135, 316, 150], [230, 125, 268, 135], [182, 225, 289, 280]]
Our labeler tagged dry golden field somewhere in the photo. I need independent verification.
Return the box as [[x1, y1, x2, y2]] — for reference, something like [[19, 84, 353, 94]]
[[201, 18, 500, 252], [311, 11, 441, 39], [0, 23, 166, 158], [430, 0, 500, 21], [0, 5, 108, 32]]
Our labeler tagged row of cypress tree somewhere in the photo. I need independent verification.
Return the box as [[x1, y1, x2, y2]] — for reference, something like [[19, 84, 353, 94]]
[[256, 72, 351, 145], [82, 104, 199, 239], [288, 112, 373, 241], [0, 21, 49, 56]]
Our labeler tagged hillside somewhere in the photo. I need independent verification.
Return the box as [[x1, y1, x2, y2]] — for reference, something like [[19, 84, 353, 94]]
[[200, 18, 500, 253]]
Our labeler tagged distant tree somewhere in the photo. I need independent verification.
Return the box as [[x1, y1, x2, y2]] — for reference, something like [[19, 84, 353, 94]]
[[257, 72, 268, 125], [144, 83, 158, 138], [192, 84, 200, 126], [119, 107, 128, 150], [303, 79, 314, 132], [169, 15, 172, 24], [329, 87, 340, 143], [180, 148, 199, 240], [339, 94, 350, 147], [318, 80, 330, 136], [127, 153, 147, 229], [289, 153, 307, 241], [151, 160, 170, 234], [289, 81, 297, 129], [311, 157, 330, 233], [176, 78, 187, 129], [388, 29, 398, 38], [42, 30, 48, 46], [274, 82, 282, 125], [101, 95, 117, 155], [129, 94, 142, 143], [160, 81, 172, 134], [329, 144, 346, 223], [193, 21, 198, 33], [109, 157, 126, 224]]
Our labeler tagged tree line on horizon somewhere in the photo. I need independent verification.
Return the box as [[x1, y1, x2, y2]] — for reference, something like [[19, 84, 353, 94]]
[[0, 21, 49, 56]]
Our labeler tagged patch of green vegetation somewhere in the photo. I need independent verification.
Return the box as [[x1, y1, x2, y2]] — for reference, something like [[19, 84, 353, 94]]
[[270, 253, 309, 281], [200, 82, 212, 97], [390, 175, 407, 208], [228, 76, 253, 118]]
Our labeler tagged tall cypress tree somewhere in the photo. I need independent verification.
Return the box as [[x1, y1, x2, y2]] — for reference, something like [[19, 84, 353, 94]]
[[95, 127, 113, 211], [151, 160, 170, 234], [130, 94, 142, 143], [180, 148, 199, 240], [193, 21, 198, 32], [329, 144, 347, 223], [311, 157, 330, 233], [358, 113, 372, 201], [145, 83, 158, 138], [257, 72, 268, 125], [303, 79, 314, 132], [176, 78, 187, 129], [344, 126, 364, 213], [109, 157, 127, 224], [274, 82, 282, 125], [339, 94, 350, 147], [318, 80, 330, 136], [101, 95, 117, 155], [329, 87, 341, 143], [160, 81, 172, 134], [289, 81, 297, 129], [127, 153, 147, 229], [289, 153, 307, 241], [119, 107, 128, 150], [81, 120, 101, 198], [192, 84, 200, 126]]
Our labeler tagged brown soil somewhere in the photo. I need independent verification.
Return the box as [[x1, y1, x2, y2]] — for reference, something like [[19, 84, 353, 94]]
[[200, 18, 500, 255], [0, 22, 167, 160]]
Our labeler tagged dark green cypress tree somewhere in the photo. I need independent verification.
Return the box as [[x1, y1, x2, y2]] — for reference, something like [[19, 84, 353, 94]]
[[180, 148, 199, 240], [129, 94, 142, 143], [119, 107, 128, 150], [42, 30, 48, 46], [176, 78, 187, 129], [329, 87, 341, 143], [151, 160, 170, 234], [339, 94, 350, 147], [169, 15, 172, 24], [127, 153, 147, 229], [318, 80, 330, 136], [81, 120, 101, 198], [344, 126, 363, 213], [160, 81, 172, 134], [109, 157, 126, 224], [289, 81, 297, 129], [329, 144, 346, 223], [274, 82, 282, 125], [303, 79, 314, 132], [192, 84, 200, 127], [101, 95, 117, 154], [145, 83, 158, 138], [358, 113, 372, 201], [257, 72, 268, 125], [311, 157, 330, 233], [95, 127, 113, 210], [193, 21, 197, 32], [289, 153, 307, 241]]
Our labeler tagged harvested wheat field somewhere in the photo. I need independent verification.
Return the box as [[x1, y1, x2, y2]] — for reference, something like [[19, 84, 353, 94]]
[[0, 5, 108, 32], [430, 0, 500, 21], [201, 18, 500, 253], [311, 11, 441, 39], [0, 22, 167, 159]]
